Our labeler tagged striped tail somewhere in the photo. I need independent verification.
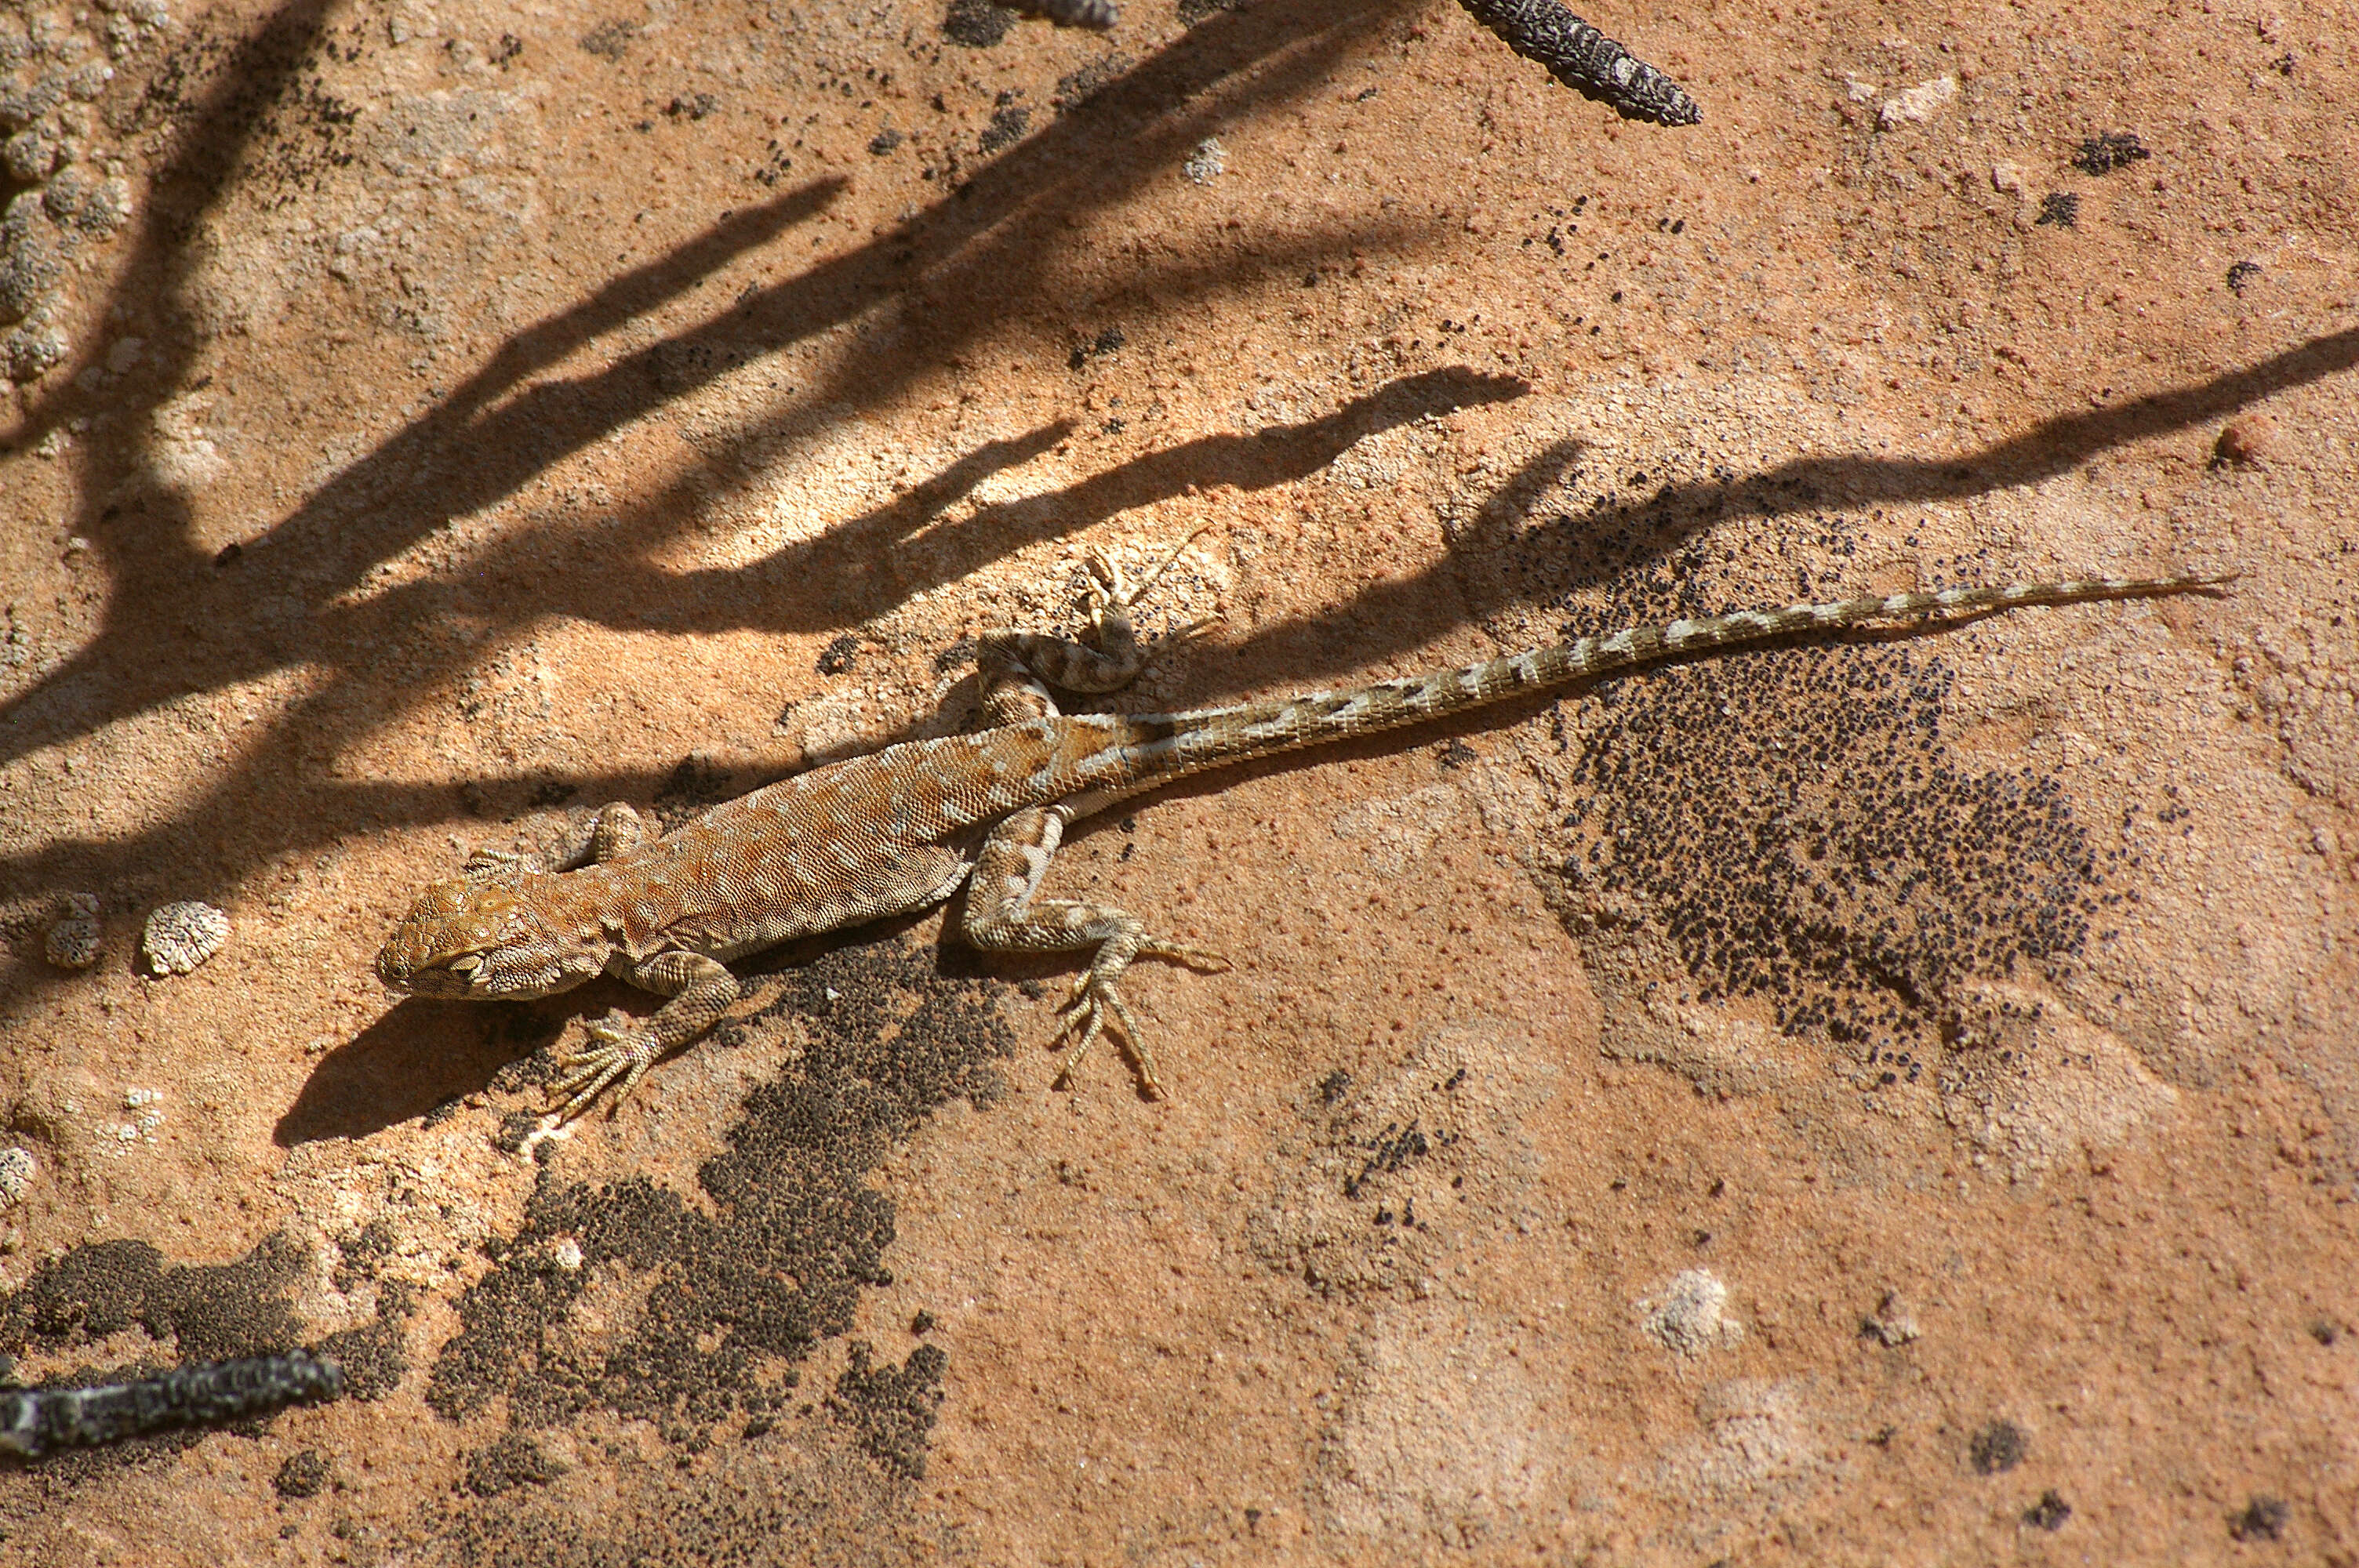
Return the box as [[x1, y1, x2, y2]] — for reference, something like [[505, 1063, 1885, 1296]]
[[1110, 573, 2232, 789]]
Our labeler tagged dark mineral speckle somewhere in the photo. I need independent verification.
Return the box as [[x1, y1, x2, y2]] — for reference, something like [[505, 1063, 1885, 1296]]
[[816, 633, 861, 675], [466, 1432, 568, 1497], [979, 104, 1031, 154], [0, 1235, 307, 1367], [942, 0, 1014, 49], [830, 1342, 948, 1479], [0, 1232, 404, 1479], [1971, 1420, 2028, 1474], [2072, 131, 2150, 175], [1553, 548, 2114, 1058], [274, 1449, 331, 1499], [2230, 1495, 2291, 1541]]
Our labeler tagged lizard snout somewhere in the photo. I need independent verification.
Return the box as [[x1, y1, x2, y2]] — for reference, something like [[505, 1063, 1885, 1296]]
[[376, 879, 514, 996], [376, 877, 583, 1000]]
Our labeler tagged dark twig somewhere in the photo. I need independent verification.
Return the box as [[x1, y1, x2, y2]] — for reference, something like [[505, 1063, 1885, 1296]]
[[990, 0, 1701, 122], [1450, 0, 1701, 125], [0, 1352, 344, 1459]]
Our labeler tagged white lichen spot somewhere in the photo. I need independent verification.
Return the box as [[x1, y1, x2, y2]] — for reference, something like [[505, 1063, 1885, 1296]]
[[1183, 137, 1226, 185], [1877, 74, 1958, 130], [123, 1087, 164, 1137], [44, 891, 101, 969], [141, 900, 229, 975], [1638, 1268, 1745, 1356], [0, 1146, 35, 1207]]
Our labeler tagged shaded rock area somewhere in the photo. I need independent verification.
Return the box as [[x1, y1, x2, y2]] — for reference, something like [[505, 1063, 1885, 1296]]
[[0, 0, 2353, 1563]]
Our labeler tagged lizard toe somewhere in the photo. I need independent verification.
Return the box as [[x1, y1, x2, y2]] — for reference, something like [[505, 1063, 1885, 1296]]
[[1052, 978, 1165, 1099], [582, 1009, 636, 1044], [551, 1028, 660, 1120], [1145, 938, 1230, 973]]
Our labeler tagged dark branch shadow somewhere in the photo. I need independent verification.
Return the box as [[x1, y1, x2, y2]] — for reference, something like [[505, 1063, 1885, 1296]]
[[649, 367, 1531, 632], [0, 0, 1419, 775], [1195, 325, 2359, 695]]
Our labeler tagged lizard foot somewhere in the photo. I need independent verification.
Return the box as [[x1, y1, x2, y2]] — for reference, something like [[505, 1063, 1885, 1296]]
[[549, 1011, 660, 1122], [1052, 975, 1154, 1098], [1051, 941, 1228, 1099], [460, 848, 528, 883], [1085, 527, 1223, 645]]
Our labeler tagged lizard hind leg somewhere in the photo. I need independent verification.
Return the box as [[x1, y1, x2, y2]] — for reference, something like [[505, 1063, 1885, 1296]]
[[961, 805, 1227, 1098]]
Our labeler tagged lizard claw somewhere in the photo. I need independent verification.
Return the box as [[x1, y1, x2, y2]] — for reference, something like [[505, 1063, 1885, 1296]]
[[1150, 612, 1224, 658], [549, 1011, 660, 1122]]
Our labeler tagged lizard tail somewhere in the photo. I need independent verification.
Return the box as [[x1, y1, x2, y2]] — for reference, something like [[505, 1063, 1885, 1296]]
[[1134, 572, 2233, 782]]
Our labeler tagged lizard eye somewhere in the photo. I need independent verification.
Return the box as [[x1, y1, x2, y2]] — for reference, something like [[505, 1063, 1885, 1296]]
[[447, 954, 482, 975]]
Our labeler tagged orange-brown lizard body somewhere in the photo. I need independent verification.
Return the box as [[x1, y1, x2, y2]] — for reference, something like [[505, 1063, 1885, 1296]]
[[376, 554, 2225, 1119]]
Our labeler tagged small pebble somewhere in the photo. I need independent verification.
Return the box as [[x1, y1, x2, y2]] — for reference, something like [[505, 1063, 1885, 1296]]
[[1877, 73, 1957, 130], [2214, 416, 2276, 466], [43, 891, 102, 969], [1861, 1289, 1921, 1346], [0, 1146, 34, 1207], [141, 900, 229, 975]]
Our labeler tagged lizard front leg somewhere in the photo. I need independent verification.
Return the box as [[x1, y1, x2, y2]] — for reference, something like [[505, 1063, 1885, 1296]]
[[548, 948, 737, 1120], [973, 532, 1218, 724], [960, 805, 1227, 1098]]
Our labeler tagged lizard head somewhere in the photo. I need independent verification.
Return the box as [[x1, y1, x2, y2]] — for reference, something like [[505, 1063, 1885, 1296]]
[[376, 877, 580, 1000]]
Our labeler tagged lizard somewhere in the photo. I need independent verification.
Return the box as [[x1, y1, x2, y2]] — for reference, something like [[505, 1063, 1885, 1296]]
[[376, 544, 2228, 1121]]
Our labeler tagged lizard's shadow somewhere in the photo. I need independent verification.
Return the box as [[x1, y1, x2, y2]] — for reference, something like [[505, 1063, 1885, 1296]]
[[274, 995, 570, 1146], [278, 917, 967, 1145]]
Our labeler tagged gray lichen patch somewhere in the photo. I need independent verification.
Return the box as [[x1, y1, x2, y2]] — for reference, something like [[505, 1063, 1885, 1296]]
[[0, 0, 168, 384], [140, 900, 227, 975], [0, 1146, 34, 1207], [0, 193, 65, 323], [42, 891, 100, 969], [1637, 1268, 1743, 1356]]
